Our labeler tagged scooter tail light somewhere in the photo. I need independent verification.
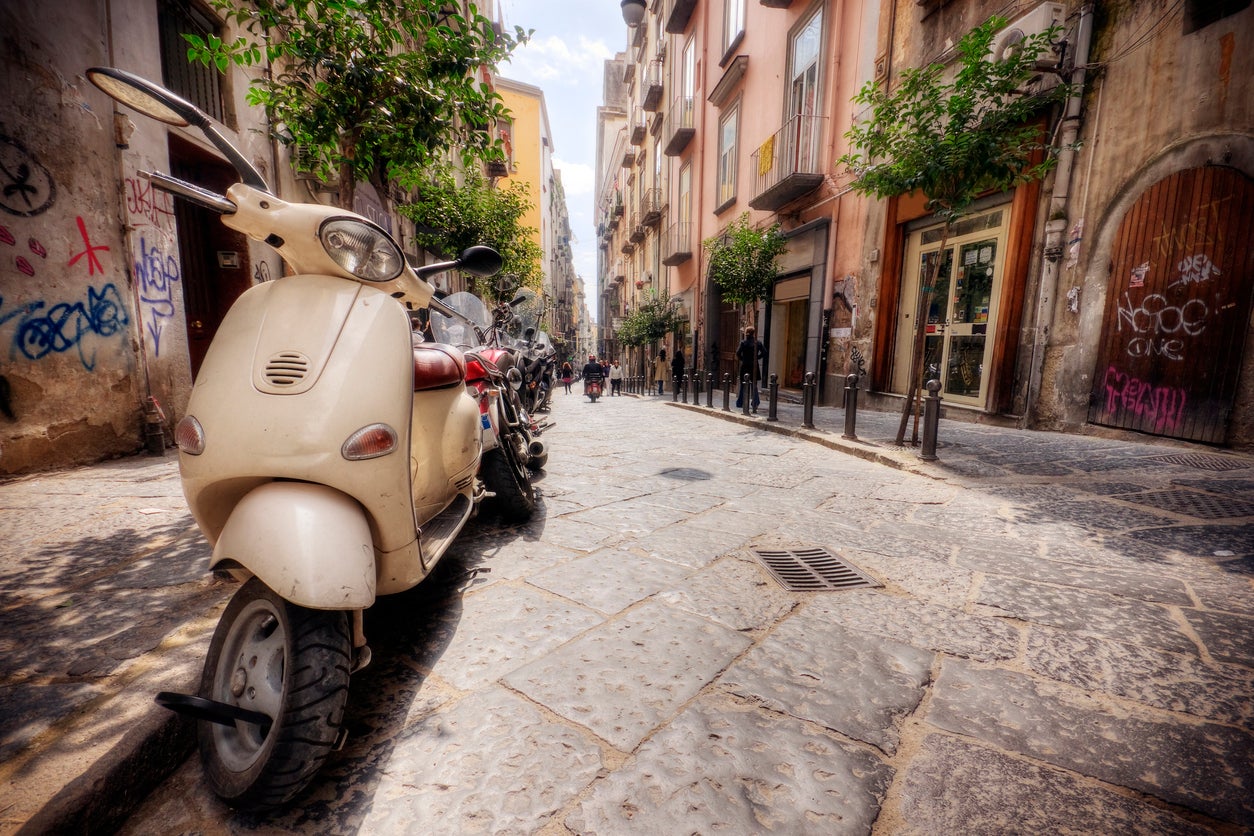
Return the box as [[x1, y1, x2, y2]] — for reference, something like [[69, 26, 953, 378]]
[[175, 415, 205, 455], [342, 423, 398, 460]]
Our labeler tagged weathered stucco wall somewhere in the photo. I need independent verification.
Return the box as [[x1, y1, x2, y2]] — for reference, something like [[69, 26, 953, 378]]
[[1, 0, 280, 474], [0, 0, 144, 473], [1041, 0, 1254, 447]]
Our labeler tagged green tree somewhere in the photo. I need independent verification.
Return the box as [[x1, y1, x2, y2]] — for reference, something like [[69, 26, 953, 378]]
[[617, 293, 684, 347], [838, 15, 1072, 444], [703, 213, 787, 311], [399, 167, 543, 299], [185, 0, 529, 209]]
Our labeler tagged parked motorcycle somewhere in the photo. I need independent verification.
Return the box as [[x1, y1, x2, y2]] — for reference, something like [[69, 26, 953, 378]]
[[430, 291, 546, 521], [87, 67, 503, 811], [508, 290, 556, 414]]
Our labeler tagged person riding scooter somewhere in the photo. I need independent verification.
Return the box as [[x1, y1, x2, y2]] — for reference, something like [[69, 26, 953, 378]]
[[582, 354, 604, 401]]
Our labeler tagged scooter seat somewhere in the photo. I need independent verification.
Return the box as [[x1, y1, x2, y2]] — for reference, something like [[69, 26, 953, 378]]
[[413, 342, 466, 391]]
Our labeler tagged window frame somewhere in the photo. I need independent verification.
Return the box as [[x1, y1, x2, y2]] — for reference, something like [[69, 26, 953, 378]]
[[716, 100, 740, 214]]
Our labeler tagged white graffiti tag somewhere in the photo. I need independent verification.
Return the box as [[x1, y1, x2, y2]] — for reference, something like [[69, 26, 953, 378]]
[[1116, 291, 1208, 362], [1170, 253, 1221, 289]]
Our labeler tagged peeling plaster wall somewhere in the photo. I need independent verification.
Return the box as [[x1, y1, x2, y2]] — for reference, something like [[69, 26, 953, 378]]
[[1, 0, 278, 474], [1039, 0, 1254, 447]]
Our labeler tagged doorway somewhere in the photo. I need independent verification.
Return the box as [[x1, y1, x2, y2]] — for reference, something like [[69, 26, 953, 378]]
[[169, 135, 252, 376], [892, 208, 1008, 406]]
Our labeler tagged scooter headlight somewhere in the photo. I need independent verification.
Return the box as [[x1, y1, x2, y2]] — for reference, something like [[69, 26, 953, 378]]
[[319, 218, 404, 282], [175, 415, 205, 455]]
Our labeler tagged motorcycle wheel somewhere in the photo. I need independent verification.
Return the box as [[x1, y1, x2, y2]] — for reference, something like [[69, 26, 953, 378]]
[[198, 577, 351, 811], [481, 441, 536, 522], [589, 392, 599, 402]]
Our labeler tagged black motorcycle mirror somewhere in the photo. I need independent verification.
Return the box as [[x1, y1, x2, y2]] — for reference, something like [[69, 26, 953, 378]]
[[86, 66, 269, 192], [456, 245, 503, 277]]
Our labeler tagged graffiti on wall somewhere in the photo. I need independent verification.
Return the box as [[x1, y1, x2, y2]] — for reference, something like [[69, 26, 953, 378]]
[[123, 175, 181, 358], [1, 135, 56, 217], [1089, 167, 1253, 445], [2, 206, 132, 371]]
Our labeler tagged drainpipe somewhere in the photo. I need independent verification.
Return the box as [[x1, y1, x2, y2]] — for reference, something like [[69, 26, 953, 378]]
[[1025, 1, 1094, 424]]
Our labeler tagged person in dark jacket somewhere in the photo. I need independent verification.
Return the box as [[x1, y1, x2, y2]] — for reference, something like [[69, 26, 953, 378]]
[[735, 327, 765, 411], [670, 348, 685, 396]]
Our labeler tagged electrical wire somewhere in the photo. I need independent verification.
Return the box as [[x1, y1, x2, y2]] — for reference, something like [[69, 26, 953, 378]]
[[1085, 0, 1185, 68]]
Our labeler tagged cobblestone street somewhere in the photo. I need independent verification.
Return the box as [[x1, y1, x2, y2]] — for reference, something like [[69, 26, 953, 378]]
[[108, 391, 1254, 834]]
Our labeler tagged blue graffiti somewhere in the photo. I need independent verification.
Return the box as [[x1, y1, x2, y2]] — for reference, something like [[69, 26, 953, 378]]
[[133, 236, 180, 357], [3, 284, 130, 371]]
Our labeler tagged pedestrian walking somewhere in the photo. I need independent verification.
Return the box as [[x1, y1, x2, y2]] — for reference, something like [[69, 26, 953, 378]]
[[653, 349, 668, 395], [609, 360, 623, 396], [735, 327, 765, 412], [670, 348, 685, 397], [560, 361, 573, 394]]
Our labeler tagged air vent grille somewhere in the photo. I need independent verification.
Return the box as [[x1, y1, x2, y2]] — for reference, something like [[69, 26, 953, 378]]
[[264, 352, 310, 387]]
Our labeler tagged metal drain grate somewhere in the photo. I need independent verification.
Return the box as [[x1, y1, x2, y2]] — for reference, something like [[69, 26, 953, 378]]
[[1121, 489, 1254, 520], [751, 548, 880, 592], [1146, 453, 1250, 472]]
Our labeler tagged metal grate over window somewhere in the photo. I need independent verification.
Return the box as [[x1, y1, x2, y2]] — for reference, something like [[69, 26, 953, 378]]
[[751, 547, 880, 592], [158, 0, 226, 124]]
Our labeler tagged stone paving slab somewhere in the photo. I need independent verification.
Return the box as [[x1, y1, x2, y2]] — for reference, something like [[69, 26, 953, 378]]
[[566, 691, 894, 835], [503, 599, 752, 751], [718, 615, 932, 755], [1024, 625, 1254, 726], [656, 554, 797, 633], [975, 574, 1198, 655], [526, 548, 692, 616], [927, 659, 1254, 826], [895, 734, 1214, 836]]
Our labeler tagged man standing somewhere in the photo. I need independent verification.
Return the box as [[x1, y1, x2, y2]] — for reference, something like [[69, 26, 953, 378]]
[[609, 359, 624, 395], [735, 327, 765, 412]]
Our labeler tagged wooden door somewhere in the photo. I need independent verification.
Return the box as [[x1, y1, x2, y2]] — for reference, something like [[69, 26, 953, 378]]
[[1088, 166, 1254, 443]]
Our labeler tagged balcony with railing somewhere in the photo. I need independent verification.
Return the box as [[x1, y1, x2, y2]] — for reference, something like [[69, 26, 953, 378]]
[[628, 214, 647, 242], [629, 107, 647, 145], [663, 0, 697, 33], [661, 221, 693, 265], [663, 95, 695, 156], [609, 258, 625, 284], [640, 188, 663, 227], [642, 59, 665, 112], [749, 114, 826, 211], [622, 144, 638, 168]]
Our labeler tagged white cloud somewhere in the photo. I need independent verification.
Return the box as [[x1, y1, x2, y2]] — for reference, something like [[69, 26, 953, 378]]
[[554, 156, 595, 196], [508, 34, 614, 84]]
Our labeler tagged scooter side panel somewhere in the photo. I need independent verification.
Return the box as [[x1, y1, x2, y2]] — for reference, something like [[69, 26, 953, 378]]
[[181, 276, 417, 554], [212, 482, 376, 609]]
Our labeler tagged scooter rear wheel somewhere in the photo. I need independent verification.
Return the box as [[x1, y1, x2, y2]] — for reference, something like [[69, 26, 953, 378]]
[[198, 577, 351, 811], [481, 442, 536, 522]]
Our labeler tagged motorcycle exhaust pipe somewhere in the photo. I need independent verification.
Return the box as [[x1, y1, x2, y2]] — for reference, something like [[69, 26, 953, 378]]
[[528, 439, 546, 459]]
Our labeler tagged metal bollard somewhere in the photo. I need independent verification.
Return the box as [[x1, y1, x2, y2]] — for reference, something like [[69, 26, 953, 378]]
[[767, 373, 779, 422], [682, 373, 690, 404], [706, 372, 715, 408], [722, 373, 732, 411], [741, 374, 751, 416], [920, 379, 942, 460], [672, 375, 679, 402], [693, 369, 702, 403], [801, 372, 816, 429], [842, 373, 859, 440]]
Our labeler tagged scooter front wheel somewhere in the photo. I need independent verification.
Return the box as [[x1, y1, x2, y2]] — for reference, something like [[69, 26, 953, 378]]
[[198, 577, 351, 811]]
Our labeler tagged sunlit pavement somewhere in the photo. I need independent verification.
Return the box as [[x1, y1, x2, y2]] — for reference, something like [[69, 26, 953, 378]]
[[4, 388, 1252, 833]]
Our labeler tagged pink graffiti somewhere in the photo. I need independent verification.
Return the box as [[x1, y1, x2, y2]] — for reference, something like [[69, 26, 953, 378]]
[[29, 238, 46, 258], [68, 216, 109, 276], [124, 177, 175, 230], [1102, 366, 1187, 434], [0, 225, 13, 246], [16, 256, 34, 276]]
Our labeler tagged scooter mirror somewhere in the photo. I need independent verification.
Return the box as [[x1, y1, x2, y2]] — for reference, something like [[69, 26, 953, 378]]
[[457, 246, 503, 277], [86, 67, 198, 127]]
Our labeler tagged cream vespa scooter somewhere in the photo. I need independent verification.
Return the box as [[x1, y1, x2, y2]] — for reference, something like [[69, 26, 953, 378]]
[[87, 67, 503, 810]]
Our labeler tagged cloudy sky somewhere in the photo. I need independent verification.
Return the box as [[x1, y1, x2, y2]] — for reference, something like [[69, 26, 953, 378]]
[[498, 0, 629, 319]]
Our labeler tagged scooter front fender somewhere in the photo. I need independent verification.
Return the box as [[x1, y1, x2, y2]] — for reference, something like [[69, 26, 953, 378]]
[[211, 482, 376, 609]]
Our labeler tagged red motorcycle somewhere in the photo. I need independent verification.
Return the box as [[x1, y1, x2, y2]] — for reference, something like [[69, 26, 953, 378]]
[[584, 377, 602, 402]]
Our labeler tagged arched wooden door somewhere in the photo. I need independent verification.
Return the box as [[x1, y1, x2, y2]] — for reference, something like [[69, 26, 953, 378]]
[[1088, 166, 1254, 444]]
